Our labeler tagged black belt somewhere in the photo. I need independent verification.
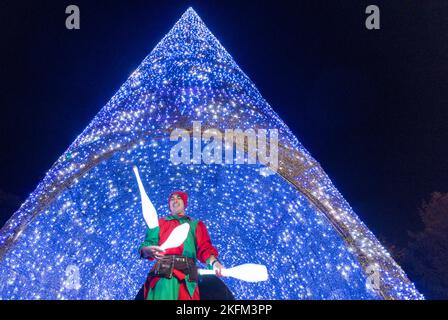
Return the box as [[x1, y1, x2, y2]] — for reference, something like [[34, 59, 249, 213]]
[[149, 255, 198, 282]]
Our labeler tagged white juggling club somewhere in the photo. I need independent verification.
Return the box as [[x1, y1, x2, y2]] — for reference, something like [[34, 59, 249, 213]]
[[198, 263, 268, 282], [133, 166, 159, 229], [159, 223, 190, 251]]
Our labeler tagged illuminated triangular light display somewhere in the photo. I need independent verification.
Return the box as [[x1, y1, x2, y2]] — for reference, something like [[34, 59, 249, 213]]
[[0, 8, 423, 300]]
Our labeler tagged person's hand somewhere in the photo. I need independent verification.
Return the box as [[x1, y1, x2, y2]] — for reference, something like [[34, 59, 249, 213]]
[[141, 246, 165, 260], [213, 261, 224, 277]]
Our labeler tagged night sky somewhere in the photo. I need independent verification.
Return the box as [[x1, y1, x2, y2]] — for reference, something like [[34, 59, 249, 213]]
[[0, 0, 447, 247]]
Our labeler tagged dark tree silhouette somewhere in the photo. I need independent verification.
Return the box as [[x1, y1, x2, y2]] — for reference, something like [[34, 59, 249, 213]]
[[402, 192, 448, 299]]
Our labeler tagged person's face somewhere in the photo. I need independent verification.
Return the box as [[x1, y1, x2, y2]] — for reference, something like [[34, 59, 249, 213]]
[[169, 194, 185, 214]]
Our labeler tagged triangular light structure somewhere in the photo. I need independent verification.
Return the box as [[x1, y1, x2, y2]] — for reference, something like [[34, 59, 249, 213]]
[[0, 8, 423, 300]]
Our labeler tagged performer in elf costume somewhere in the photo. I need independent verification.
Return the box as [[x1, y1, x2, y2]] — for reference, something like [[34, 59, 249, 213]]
[[139, 191, 224, 300]]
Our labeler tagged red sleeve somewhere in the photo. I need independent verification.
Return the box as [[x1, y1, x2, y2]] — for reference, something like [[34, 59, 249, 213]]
[[196, 220, 219, 264]]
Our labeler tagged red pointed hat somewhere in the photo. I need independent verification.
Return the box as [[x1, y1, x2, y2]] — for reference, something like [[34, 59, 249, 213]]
[[168, 191, 188, 208]]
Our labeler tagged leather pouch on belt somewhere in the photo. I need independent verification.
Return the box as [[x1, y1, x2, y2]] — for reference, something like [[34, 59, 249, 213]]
[[148, 256, 198, 282], [149, 259, 174, 278]]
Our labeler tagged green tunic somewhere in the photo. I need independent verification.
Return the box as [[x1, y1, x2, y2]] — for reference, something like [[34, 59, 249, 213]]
[[139, 214, 217, 300]]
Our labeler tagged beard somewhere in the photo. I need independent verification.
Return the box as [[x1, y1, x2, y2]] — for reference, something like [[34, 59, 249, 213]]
[[170, 204, 184, 214]]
